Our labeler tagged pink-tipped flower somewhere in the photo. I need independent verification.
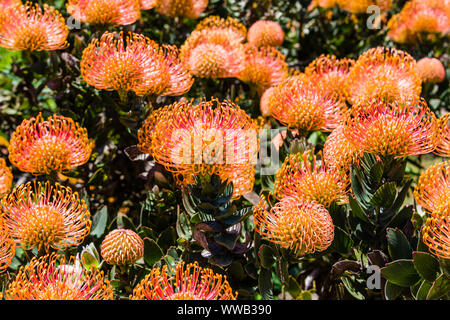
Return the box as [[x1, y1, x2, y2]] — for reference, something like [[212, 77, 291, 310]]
[[416, 57, 446, 83], [0, 2, 68, 51], [260, 86, 275, 117], [0, 221, 15, 273], [140, 0, 157, 10], [100, 229, 144, 266], [154, 0, 209, 19], [0, 158, 13, 199], [422, 205, 450, 260], [67, 0, 140, 27], [0, 0, 21, 11], [247, 20, 284, 47], [436, 113, 450, 158], [81, 32, 193, 97], [336, 0, 392, 14]]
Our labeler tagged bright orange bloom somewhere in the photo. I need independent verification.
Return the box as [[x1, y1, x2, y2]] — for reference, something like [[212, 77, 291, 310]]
[[436, 113, 450, 157], [237, 44, 288, 93], [66, 0, 140, 27], [137, 99, 258, 199], [422, 205, 450, 260], [130, 261, 237, 300], [247, 20, 284, 47], [274, 150, 349, 207], [323, 125, 362, 173], [0, 158, 13, 198], [346, 47, 421, 105], [0, 2, 68, 51], [343, 98, 439, 158], [1, 181, 91, 252], [268, 73, 348, 133], [253, 195, 334, 256], [387, 0, 450, 44], [336, 0, 392, 13], [2, 253, 113, 300], [140, 0, 157, 10], [8, 113, 94, 175], [180, 16, 246, 79], [308, 0, 336, 10], [0, 0, 20, 11], [305, 54, 354, 102], [154, 0, 209, 19], [260, 86, 275, 117], [414, 160, 450, 214], [416, 57, 446, 83], [100, 229, 144, 266], [0, 221, 15, 273], [81, 32, 193, 97]]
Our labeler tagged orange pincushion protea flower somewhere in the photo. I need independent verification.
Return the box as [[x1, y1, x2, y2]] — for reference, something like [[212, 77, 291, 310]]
[[247, 20, 284, 47], [0, 181, 91, 252], [260, 86, 275, 117], [308, 0, 336, 10], [2, 253, 113, 300], [268, 73, 348, 133], [154, 0, 209, 19], [346, 47, 421, 105], [8, 113, 94, 175], [0, 0, 20, 10], [274, 150, 349, 207], [413, 160, 450, 214], [66, 0, 140, 27], [0, 221, 15, 273], [81, 32, 193, 98], [0, 158, 13, 198], [140, 0, 157, 9], [100, 229, 144, 266], [253, 196, 334, 256], [0, 2, 68, 51], [343, 98, 439, 158], [137, 99, 258, 199], [336, 0, 392, 13], [422, 206, 450, 259], [416, 57, 446, 83], [238, 45, 288, 93], [436, 113, 450, 157], [130, 261, 237, 300], [193, 16, 247, 41]]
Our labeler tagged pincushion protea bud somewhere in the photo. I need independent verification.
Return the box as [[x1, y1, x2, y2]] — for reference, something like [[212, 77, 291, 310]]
[[137, 98, 258, 199], [336, 0, 392, 13], [1, 181, 91, 252], [0, 2, 68, 51], [274, 150, 349, 207], [343, 98, 439, 158], [435, 113, 450, 157], [8, 113, 94, 175], [130, 261, 237, 300], [2, 253, 113, 300], [345, 47, 421, 106], [416, 57, 446, 83], [247, 20, 284, 47], [253, 195, 334, 256], [193, 16, 247, 41], [414, 160, 450, 214], [100, 229, 144, 266], [66, 0, 140, 27], [0, 221, 15, 273], [81, 32, 193, 98], [0, 158, 12, 198], [238, 45, 288, 94], [268, 73, 348, 133], [154, 0, 209, 19], [422, 205, 450, 260]]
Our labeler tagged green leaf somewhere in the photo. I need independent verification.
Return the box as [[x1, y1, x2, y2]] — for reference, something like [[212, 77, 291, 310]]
[[381, 259, 420, 287], [258, 268, 273, 300], [416, 280, 433, 300], [370, 182, 396, 208], [175, 211, 192, 240], [386, 228, 412, 260], [341, 275, 365, 300], [349, 197, 371, 224], [439, 258, 450, 278], [143, 238, 163, 267], [331, 226, 354, 255], [229, 262, 246, 282], [117, 212, 135, 230], [384, 281, 403, 300], [426, 274, 450, 300], [214, 232, 240, 250], [90, 206, 108, 238], [286, 276, 302, 299], [258, 245, 276, 269], [413, 252, 440, 282]]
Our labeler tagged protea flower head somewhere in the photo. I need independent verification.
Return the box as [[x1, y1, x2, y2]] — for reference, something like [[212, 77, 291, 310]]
[[387, 0, 450, 44], [0, 158, 13, 198], [100, 229, 144, 266], [180, 16, 246, 79], [0, 0, 21, 11], [237, 44, 288, 94], [260, 86, 275, 117], [137, 98, 258, 199], [435, 113, 450, 157], [154, 0, 209, 19], [268, 73, 348, 133], [247, 20, 284, 47], [0, 181, 91, 252], [130, 261, 237, 300], [422, 205, 450, 259], [253, 195, 334, 256], [0, 2, 68, 51], [416, 57, 446, 83], [414, 160, 450, 214], [0, 221, 15, 273], [336, 0, 392, 13], [81, 32, 193, 98], [307, 0, 336, 10], [305, 54, 354, 102], [8, 113, 94, 175], [345, 47, 422, 105], [343, 98, 439, 158], [2, 253, 113, 300], [140, 0, 157, 10], [274, 150, 349, 207], [66, 0, 140, 27]]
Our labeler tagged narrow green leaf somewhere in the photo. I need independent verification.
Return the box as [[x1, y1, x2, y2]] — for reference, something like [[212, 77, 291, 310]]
[[258, 268, 273, 300]]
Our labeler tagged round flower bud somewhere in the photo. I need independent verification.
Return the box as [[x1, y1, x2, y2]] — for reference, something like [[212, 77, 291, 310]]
[[101, 229, 144, 266]]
